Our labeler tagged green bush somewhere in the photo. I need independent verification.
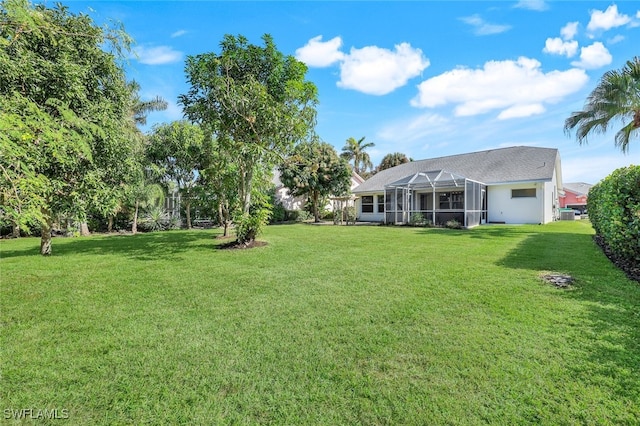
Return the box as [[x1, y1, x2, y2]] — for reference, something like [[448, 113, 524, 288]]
[[270, 202, 287, 223], [294, 210, 311, 222], [410, 212, 425, 226], [140, 206, 170, 232], [445, 219, 462, 229], [235, 208, 271, 244], [588, 165, 640, 262]]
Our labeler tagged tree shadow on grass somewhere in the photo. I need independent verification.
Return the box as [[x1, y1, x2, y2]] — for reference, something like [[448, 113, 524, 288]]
[[0, 230, 220, 261], [498, 230, 640, 405]]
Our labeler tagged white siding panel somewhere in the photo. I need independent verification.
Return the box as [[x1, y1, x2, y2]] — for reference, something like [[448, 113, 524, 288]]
[[488, 184, 543, 224]]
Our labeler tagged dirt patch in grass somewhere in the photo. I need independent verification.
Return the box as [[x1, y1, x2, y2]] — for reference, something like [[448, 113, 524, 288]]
[[217, 239, 268, 250], [541, 273, 575, 288]]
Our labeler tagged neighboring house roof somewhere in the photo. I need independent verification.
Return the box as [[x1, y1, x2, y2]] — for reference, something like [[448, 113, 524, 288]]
[[352, 172, 365, 187], [563, 182, 592, 196], [353, 146, 560, 193]]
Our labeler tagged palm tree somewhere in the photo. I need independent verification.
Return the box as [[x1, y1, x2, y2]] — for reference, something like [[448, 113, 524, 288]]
[[564, 57, 640, 153], [341, 136, 375, 175], [128, 81, 168, 127], [377, 152, 410, 172]]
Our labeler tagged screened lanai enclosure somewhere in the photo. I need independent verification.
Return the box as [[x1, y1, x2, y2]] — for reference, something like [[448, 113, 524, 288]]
[[384, 170, 487, 228]]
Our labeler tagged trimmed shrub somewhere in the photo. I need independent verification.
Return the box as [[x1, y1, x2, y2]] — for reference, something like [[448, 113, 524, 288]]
[[588, 165, 640, 263], [270, 202, 286, 223], [445, 219, 462, 229], [235, 208, 271, 244], [410, 212, 426, 226]]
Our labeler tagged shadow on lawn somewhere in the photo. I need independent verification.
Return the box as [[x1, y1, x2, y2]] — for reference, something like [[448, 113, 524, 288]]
[[0, 230, 218, 261], [499, 230, 640, 405]]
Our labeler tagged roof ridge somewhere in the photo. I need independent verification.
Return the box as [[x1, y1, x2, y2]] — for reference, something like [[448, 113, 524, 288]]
[[410, 145, 556, 164]]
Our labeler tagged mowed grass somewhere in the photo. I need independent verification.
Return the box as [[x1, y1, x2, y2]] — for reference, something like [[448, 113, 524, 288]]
[[1, 221, 639, 424]]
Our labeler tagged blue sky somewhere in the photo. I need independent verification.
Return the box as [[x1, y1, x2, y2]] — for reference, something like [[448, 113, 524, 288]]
[[62, 0, 640, 184]]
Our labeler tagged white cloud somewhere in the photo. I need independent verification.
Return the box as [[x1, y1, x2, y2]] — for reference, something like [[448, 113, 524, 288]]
[[133, 45, 183, 65], [561, 22, 579, 40], [543, 37, 578, 57], [411, 57, 589, 120], [514, 0, 548, 12], [171, 30, 187, 38], [337, 43, 430, 95], [295, 36, 345, 67], [571, 42, 612, 69], [498, 104, 546, 120], [460, 14, 511, 35], [608, 34, 625, 44], [587, 5, 631, 33], [377, 112, 451, 143]]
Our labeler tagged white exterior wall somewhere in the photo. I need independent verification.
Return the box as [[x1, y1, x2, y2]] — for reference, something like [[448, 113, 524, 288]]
[[356, 193, 385, 222], [542, 175, 559, 223], [275, 186, 305, 211], [487, 183, 545, 224]]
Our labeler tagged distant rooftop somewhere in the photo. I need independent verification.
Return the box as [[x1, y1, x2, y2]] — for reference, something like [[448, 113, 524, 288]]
[[563, 182, 593, 196]]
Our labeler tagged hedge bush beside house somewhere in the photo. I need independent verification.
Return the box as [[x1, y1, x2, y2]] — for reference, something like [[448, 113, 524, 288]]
[[588, 165, 640, 264]]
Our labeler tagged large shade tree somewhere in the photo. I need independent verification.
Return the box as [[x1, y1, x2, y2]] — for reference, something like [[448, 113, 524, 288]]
[[0, 0, 134, 255], [279, 141, 352, 223], [180, 34, 318, 244], [564, 57, 640, 153], [341, 136, 375, 175]]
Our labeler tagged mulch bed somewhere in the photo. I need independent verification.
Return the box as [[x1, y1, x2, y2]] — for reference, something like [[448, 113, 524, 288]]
[[593, 235, 640, 283]]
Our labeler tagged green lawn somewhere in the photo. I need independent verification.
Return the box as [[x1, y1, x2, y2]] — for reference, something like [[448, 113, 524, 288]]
[[1, 221, 639, 424]]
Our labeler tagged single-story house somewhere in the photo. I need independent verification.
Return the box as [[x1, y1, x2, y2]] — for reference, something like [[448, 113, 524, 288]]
[[273, 169, 364, 211], [352, 146, 563, 227], [560, 182, 592, 213]]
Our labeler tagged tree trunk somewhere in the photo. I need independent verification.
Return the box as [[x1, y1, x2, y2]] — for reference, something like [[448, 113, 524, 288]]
[[313, 191, 320, 223], [132, 200, 139, 234], [108, 216, 114, 233], [40, 215, 53, 256], [185, 200, 192, 229], [79, 222, 90, 236], [239, 162, 254, 214], [12, 221, 20, 238]]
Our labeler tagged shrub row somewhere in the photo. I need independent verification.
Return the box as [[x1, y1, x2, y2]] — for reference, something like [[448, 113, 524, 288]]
[[588, 165, 640, 263]]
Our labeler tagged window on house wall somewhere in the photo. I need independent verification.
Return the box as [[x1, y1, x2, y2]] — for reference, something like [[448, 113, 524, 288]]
[[439, 192, 451, 209], [451, 191, 464, 209], [512, 188, 536, 198], [438, 191, 464, 209], [377, 195, 384, 212], [361, 195, 374, 213]]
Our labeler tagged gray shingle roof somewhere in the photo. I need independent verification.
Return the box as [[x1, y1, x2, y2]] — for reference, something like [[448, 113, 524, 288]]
[[563, 182, 592, 196], [354, 146, 559, 193]]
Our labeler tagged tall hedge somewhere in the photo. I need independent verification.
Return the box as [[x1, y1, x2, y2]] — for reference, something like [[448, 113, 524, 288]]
[[588, 165, 640, 263]]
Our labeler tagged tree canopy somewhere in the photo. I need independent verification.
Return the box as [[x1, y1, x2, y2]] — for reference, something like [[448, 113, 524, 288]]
[[147, 121, 210, 229], [377, 152, 410, 172], [279, 141, 351, 223], [564, 57, 640, 153], [180, 34, 318, 243], [0, 0, 134, 254]]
